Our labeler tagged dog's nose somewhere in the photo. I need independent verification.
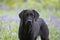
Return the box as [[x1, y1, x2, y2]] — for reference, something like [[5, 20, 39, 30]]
[[27, 20, 31, 23], [26, 20, 32, 25]]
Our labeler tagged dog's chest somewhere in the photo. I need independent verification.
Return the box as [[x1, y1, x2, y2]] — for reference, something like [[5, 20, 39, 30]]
[[32, 19, 42, 37], [21, 25, 33, 39], [21, 24, 32, 35]]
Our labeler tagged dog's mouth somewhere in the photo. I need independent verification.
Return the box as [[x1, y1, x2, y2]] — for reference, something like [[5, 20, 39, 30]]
[[25, 20, 32, 25], [27, 21, 31, 25]]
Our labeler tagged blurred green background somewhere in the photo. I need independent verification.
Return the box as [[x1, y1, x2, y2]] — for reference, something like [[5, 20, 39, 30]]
[[0, 0, 60, 40]]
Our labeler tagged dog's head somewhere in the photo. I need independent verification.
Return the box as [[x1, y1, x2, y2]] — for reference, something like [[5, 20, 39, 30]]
[[19, 10, 39, 25]]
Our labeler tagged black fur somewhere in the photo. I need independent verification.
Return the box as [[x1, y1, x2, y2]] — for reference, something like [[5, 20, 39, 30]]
[[18, 10, 49, 40]]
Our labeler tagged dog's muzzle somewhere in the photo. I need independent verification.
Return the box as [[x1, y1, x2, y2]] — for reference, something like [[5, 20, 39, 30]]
[[25, 20, 32, 25]]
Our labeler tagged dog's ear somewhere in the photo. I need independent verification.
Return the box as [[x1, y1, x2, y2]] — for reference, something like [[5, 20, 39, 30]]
[[19, 10, 26, 19], [19, 11, 23, 19], [33, 10, 39, 21]]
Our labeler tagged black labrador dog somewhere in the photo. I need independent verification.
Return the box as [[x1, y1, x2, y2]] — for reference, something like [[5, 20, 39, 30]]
[[18, 10, 49, 40]]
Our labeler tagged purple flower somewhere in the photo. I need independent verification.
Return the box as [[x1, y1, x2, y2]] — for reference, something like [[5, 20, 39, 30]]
[[1, 15, 8, 21], [9, 16, 20, 23]]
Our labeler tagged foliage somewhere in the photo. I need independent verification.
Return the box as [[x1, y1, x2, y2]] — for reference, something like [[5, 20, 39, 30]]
[[0, 11, 60, 40], [0, 0, 60, 16], [0, 0, 60, 40], [49, 22, 60, 40]]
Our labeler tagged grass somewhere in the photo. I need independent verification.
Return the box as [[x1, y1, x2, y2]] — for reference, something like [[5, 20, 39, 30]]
[[0, 10, 60, 40]]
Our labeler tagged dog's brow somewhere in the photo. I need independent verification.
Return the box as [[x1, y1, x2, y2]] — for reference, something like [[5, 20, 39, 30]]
[[26, 10, 33, 13]]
